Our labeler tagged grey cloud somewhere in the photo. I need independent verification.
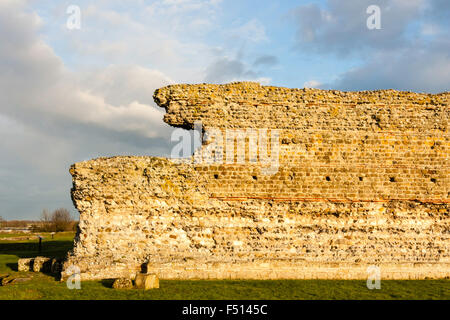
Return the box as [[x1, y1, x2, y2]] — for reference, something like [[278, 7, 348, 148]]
[[292, 0, 450, 93], [253, 55, 278, 67], [329, 41, 450, 93], [0, 113, 174, 220], [424, 0, 450, 23], [292, 0, 424, 56], [204, 57, 258, 83]]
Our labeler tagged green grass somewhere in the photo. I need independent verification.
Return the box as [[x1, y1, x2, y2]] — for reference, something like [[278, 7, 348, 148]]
[[0, 231, 74, 275], [0, 232, 449, 300]]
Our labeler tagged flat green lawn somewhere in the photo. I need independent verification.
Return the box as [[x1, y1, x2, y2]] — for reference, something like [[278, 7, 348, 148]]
[[2, 276, 449, 300], [0, 232, 449, 300]]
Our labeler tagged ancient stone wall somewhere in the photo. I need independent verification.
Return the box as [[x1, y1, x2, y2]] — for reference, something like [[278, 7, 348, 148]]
[[62, 82, 449, 281]]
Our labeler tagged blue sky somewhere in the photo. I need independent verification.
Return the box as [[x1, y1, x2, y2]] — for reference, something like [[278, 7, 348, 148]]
[[0, 0, 449, 219], [32, 0, 360, 87]]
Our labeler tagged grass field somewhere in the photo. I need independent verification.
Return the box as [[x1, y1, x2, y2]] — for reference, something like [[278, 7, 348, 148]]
[[0, 232, 449, 300]]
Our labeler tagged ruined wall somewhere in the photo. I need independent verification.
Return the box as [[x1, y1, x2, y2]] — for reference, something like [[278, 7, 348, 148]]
[[62, 82, 449, 280]]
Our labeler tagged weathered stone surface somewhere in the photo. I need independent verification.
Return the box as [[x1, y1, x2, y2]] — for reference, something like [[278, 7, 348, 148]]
[[9, 277, 32, 285], [0, 274, 10, 286], [18, 257, 61, 274], [32, 257, 52, 273], [18, 258, 33, 272], [135, 273, 159, 290], [0, 275, 32, 286], [112, 278, 133, 289], [61, 82, 449, 281], [51, 258, 63, 274]]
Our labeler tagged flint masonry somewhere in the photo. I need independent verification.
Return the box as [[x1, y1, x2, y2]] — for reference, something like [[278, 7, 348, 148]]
[[62, 82, 449, 280]]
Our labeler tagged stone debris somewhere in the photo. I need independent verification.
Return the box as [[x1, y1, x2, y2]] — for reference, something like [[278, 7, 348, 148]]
[[135, 273, 159, 290], [112, 278, 133, 289], [18, 258, 34, 272], [18, 257, 63, 273], [32, 257, 52, 272], [0, 274, 32, 286]]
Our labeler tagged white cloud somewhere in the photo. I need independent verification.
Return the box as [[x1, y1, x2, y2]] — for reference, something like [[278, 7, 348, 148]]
[[144, 0, 221, 34], [82, 65, 175, 112], [60, 1, 225, 84], [0, 2, 175, 139], [228, 19, 268, 43], [303, 80, 322, 88]]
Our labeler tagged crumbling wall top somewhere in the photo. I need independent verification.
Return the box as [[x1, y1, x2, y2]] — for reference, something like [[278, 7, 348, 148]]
[[153, 82, 449, 131]]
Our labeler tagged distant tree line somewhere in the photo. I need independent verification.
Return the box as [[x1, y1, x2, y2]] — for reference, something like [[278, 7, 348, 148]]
[[0, 218, 34, 228], [0, 210, 78, 232], [38, 208, 78, 232]]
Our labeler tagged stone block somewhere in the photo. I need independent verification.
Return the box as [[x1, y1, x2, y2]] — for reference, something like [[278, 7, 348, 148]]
[[32, 257, 52, 272], [135, 273, 159, 290], [18, 258, 34, 272], [112, 278, 133, 289]]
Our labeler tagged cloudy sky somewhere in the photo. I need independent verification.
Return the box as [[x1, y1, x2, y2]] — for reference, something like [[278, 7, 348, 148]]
[[0, 0, 449, 219]]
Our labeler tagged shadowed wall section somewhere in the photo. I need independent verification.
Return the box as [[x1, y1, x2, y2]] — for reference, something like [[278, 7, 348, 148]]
[[62, 82, 449, 280]]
